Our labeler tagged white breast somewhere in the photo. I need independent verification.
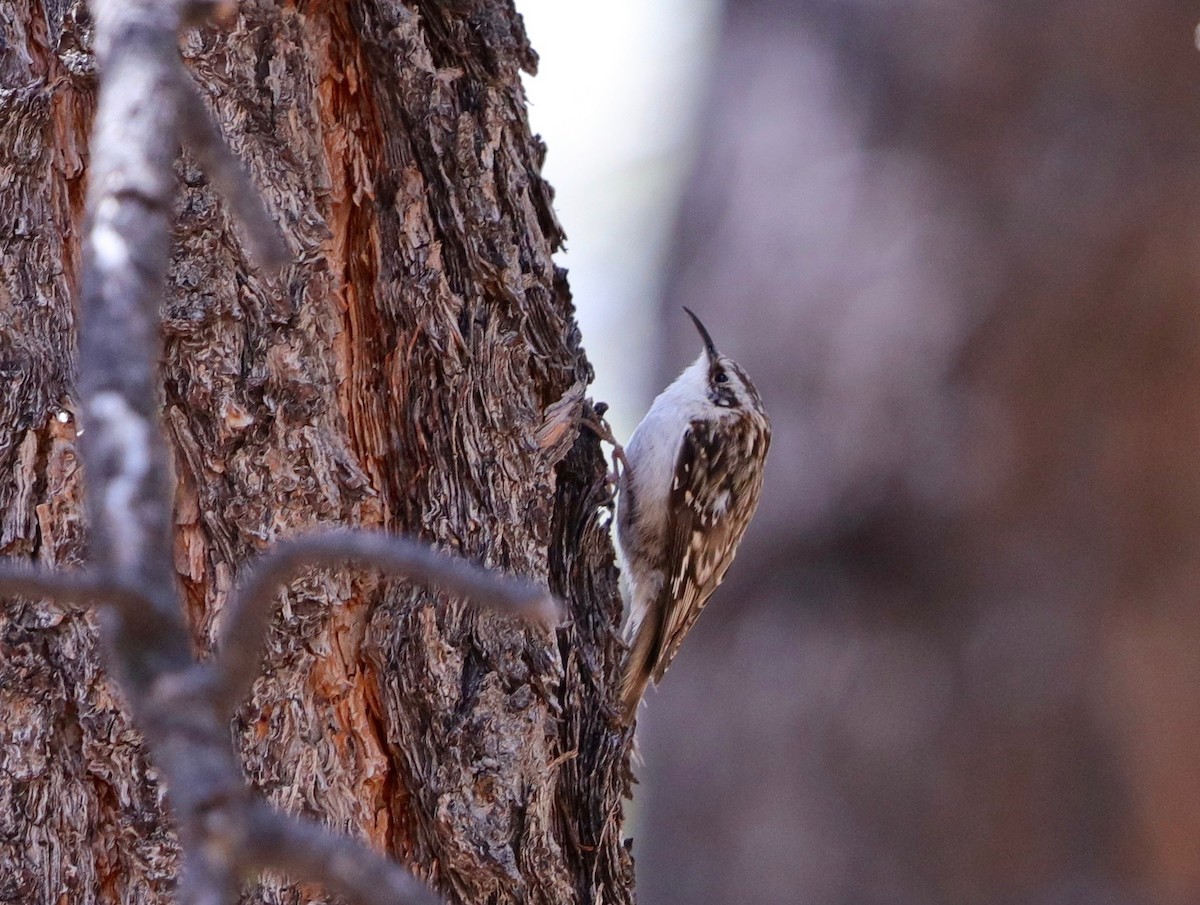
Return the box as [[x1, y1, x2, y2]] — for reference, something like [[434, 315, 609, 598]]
[[618, 353, 711, 568]]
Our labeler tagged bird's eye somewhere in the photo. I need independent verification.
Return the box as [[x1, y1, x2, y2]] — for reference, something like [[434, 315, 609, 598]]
[[714, 370, 729, 384]]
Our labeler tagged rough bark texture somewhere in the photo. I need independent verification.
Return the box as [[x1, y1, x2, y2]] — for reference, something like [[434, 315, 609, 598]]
[[638, 2, 1200, 905], [0, 2, 633, 903]]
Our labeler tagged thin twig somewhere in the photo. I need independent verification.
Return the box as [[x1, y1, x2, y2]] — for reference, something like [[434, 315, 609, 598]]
[[0, 565, 152, 613], [241, 802, 441, 905], [175, 70, 289, 271], [176, 843, 238, 905], [212, 529, 559, 716]]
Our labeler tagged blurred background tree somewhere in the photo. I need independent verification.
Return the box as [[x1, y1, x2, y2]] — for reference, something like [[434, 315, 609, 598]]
[[531, 1, 1200, 903]]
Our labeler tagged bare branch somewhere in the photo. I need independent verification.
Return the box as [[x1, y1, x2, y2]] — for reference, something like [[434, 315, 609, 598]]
[[176, 846, 237, 905], [212, 529, 559, 715], [81, 0, 195, 669], [0, 565, 150, 612], [175, 71, 289, 271], [240, 802, 441, 905]]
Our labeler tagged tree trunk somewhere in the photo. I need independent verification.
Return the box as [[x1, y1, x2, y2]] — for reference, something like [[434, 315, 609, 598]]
[[640, 2, 1200, 904], [0, 2, 633, 903]]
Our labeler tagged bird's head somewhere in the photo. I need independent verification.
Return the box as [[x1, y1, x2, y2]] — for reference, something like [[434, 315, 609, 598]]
[[683, 307, 764, 413]]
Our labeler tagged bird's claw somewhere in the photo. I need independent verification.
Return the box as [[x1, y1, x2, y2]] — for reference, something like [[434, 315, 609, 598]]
[[581, 402, 626, 491]]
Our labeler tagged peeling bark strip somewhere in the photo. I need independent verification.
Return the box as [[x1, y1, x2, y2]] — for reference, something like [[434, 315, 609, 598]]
[[2, 1, 633, 904]]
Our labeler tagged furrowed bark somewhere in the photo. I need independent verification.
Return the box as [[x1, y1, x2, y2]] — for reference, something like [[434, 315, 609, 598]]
[[1, 1, 633, 903]]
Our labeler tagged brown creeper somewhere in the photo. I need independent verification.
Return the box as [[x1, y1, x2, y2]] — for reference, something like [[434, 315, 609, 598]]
[[617, 308, 770, 723]]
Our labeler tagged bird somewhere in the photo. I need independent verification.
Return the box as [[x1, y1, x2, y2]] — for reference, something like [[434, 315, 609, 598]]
[[616, 307, 770, 724]]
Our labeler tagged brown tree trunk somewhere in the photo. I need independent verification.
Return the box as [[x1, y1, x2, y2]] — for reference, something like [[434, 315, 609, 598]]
[[0, 2, 633, 903], [640, 2, 1200, 904]]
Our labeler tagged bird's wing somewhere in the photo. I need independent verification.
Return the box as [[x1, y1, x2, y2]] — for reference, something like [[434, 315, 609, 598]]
[[651, 417, 767, 683], [620, 416, 770, 720]]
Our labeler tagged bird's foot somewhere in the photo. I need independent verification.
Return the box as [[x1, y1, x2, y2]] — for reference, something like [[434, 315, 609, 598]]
[[581, 402, 627, 489]]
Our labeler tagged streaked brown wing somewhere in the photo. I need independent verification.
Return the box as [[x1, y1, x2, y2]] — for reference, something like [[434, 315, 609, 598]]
[[649, 416, 768, 683]]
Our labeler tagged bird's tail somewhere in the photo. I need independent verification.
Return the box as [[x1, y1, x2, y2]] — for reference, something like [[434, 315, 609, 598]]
[[620, 613, 660, 724]]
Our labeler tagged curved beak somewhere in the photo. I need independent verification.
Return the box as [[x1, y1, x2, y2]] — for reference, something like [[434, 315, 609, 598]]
[[683, 307, 719, 363]]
